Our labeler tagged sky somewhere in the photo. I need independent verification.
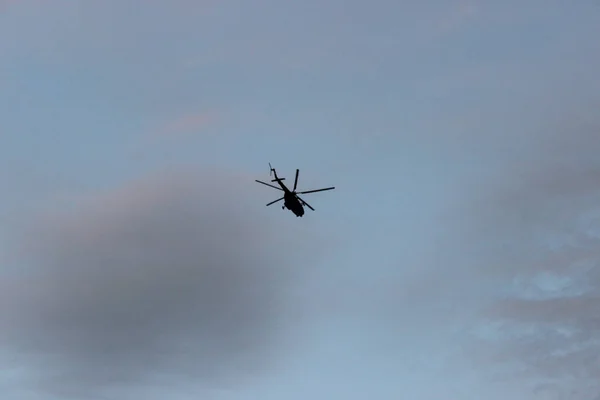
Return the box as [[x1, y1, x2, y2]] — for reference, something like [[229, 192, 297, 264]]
[[1, 1, 600, 399]]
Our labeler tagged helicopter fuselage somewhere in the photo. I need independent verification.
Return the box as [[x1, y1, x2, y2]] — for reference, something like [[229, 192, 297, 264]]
[[274, 178, 304, 217], [283, 191, 304, 217]]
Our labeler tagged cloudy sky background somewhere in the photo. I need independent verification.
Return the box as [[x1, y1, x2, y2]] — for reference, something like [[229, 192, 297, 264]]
[[1, 1, 600, 399]]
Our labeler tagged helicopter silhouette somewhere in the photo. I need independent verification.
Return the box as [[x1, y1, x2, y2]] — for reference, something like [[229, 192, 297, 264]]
[[255, 163, 335, 217]]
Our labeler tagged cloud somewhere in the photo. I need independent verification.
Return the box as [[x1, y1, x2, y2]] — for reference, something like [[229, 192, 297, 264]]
[[458, 123, 600, 396], [0, 0, 18, 7], [0, 169, 316, 397], [0, 0, 19, 12], [433, 0, 479, 36], [154, 110, 219, 138], [0, 0, 217, 67]]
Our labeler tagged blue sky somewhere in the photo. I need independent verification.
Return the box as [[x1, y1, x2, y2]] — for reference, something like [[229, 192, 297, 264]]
[[1, 1, 600, 399]]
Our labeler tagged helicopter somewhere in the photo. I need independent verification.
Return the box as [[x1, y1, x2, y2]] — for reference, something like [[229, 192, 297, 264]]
[[255, 163, 335, 217]]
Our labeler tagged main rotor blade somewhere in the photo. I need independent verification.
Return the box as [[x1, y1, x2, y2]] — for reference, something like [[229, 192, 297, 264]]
[[255, 180, 283, 190], [266, 197, 284, 206], [297, 186, 335, 194], [296, 195, 314, 211], [293, 169, 299, 191]]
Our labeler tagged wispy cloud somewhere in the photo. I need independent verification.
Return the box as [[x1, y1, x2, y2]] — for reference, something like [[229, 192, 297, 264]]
[[154, 110, 220, 138], [458, 121, 600, 397], [433, 0, 479, 36]]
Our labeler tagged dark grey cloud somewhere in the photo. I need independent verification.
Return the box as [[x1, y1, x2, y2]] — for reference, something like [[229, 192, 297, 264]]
[[0, 170, 316, 398]]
